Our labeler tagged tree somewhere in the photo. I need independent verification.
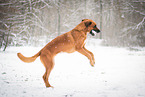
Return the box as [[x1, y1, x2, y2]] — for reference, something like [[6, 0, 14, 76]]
[[101, 0, 145, 47], [0, 0, 145, 51], [100, 0, 103, 39]]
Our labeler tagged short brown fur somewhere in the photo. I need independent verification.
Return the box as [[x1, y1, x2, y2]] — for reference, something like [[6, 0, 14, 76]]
[[17, 19, 100, 87]]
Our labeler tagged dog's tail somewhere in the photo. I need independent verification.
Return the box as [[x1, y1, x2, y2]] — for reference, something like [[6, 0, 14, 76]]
[[17, 51, 41, 63]]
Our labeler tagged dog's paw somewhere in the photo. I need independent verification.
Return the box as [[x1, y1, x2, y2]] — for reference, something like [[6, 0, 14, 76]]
[[90, 58, 95, 67], [46, 85, 54, 88], [90, 61, 95, 67]]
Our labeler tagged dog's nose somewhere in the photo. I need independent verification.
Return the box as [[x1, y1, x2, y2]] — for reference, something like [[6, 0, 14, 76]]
[[97, 30, 100, 33]]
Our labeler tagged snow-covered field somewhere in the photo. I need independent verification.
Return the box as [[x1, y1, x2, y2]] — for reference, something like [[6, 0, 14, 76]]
[[0, 39, 145, 97]]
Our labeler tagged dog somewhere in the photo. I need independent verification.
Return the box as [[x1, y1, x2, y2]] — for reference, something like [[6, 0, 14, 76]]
[[17, 19, 100, 87]]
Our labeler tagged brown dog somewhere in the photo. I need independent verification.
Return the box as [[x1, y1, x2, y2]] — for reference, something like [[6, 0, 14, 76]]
[[17, 19, 100, 87]]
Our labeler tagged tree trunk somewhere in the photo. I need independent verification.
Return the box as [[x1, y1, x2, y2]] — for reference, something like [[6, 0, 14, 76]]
[[57, 0, 61, 36], [3, 24, 11, 51], [3, 33, 9, 51], [100, 0, 103, 39]]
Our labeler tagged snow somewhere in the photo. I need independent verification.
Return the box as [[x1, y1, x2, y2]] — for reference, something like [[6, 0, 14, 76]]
[[0, 39, 145, 97]]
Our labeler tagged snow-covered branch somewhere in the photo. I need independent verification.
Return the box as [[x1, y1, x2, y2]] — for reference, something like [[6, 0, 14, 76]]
[[41, 0, 52, 9], [135, 17, 145, 30]]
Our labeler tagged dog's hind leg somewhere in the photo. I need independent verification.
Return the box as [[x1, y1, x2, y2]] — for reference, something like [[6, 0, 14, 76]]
[[40, 54, 54, 88]]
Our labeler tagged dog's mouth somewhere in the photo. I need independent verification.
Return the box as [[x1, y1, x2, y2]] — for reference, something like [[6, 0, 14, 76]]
[[90, 30, 100, 36]]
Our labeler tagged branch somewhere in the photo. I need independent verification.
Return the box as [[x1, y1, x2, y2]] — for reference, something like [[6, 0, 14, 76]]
[[0, 3, 13, 6], [41, 0, 52, 9], [135, 17, 145, 30]]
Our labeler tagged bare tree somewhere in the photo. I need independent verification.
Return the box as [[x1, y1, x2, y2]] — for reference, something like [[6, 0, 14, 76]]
[[0, 0, 145, 51]]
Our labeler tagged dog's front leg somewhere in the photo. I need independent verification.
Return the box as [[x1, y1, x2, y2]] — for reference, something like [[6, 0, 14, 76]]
[[82, 46, 95, 64], [76, 48, 95, 67]]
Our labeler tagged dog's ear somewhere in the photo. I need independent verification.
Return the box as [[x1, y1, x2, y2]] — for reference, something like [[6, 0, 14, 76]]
[[82, 19, 88, 21], [84, 21, 92, 27]]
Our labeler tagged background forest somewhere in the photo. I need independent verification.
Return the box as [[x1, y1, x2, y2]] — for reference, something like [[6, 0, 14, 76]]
[[0, 0, 145, 51]]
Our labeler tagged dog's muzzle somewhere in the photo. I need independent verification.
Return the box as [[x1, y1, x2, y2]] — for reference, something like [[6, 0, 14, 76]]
[[90, 29, 100, 36], [96, 29, 100, 33]]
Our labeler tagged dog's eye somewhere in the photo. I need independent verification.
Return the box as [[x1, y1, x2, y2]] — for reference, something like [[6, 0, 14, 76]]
[[94, 25, 96, 28]]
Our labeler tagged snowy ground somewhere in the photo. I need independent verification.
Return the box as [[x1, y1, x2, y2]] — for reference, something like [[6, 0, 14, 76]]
[[0, 39, 145, 97]]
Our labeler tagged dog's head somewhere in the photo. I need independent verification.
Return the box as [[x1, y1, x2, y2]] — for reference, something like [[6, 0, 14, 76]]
[[82, 19, 100, 36]]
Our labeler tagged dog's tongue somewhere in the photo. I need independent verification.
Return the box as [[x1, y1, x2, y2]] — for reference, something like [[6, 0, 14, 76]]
[[90, 30, 97, 36]]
